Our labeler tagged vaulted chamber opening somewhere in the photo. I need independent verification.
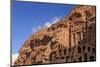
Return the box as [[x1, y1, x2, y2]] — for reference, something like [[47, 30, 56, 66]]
[[64, 49, 66, 55], [90, 56, 94, 61], [88, 46, 91, 52], [78, 47, 81, 53], [66, 56, 69, 62], [84, 53, 87, 62], [92, 48, 96, 53]]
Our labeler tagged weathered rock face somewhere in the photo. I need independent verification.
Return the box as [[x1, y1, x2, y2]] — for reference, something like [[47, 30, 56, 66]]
[[13, 5, 96, 66]]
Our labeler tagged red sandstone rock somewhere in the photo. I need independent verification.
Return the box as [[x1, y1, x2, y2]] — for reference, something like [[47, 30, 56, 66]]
[[13, 5, 96, 66]]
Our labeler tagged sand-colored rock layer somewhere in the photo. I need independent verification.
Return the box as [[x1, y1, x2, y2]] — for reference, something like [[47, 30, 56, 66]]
[[13, 5, 96, 66]]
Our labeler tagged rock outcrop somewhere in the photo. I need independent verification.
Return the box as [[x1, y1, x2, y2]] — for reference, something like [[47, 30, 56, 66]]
[[13, 5, 96, 66]]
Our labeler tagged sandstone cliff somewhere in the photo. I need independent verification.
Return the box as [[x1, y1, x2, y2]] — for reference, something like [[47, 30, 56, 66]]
[[13, 5, 96, 66]]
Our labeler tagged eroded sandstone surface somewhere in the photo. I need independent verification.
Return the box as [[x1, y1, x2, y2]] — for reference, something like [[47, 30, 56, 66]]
[[13, 5, 96, 66]]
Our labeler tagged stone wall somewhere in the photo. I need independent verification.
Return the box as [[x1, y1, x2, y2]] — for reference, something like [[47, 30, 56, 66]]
[[13, 5, 96, 66], [49, 5, 96, 64]]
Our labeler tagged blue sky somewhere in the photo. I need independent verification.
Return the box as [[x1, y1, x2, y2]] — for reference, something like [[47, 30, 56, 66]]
[[12, 0, 77, 54]]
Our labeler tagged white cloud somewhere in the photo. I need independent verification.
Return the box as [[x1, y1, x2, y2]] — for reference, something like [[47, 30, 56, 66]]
[[32, 25, 42, 33], [12, 53, 19, 66], [52, 17, 61, 24], [32, 17, 60, 34], [44, 22, 51, 27], [44, 17, 60, 27]]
